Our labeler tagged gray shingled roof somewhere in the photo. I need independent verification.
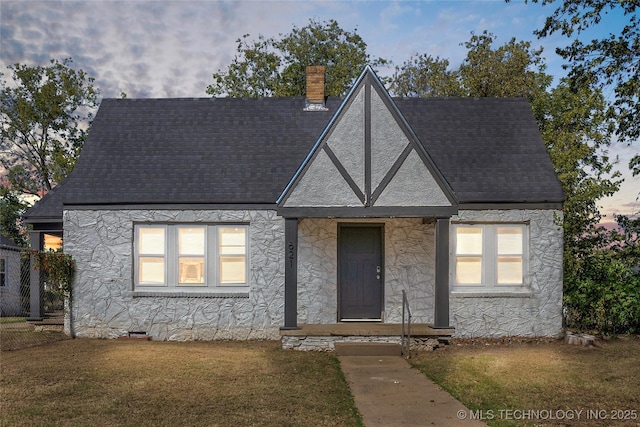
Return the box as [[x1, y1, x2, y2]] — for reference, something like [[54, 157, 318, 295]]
[[396, 97, 563, 203], [0, 234, 21, 249], [24, 96, 563, 222]]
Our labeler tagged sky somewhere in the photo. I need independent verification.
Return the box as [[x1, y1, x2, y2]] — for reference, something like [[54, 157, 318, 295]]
[[1, 0, 637, 223]]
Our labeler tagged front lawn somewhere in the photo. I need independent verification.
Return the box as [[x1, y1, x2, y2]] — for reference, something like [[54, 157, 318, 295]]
[[0, 339, 362, 427], [412, 336, 640, 427]]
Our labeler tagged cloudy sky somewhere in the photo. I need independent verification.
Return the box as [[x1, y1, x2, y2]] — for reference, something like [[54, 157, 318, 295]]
[[1, 0, 637, 221]]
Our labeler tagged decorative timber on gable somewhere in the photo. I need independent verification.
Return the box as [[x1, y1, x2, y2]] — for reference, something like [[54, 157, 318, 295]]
[[277, 66, 458, 218]]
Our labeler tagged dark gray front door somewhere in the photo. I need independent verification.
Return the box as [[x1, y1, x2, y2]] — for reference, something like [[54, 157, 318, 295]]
[[338, 225, 383, 320]]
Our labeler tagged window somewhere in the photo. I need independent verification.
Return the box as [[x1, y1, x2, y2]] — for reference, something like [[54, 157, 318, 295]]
[[134, 224, 248, 290], [452, 224, 528, 291], [0, 258, 5, 287]]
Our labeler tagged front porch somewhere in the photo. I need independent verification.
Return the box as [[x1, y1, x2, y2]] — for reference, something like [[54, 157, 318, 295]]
[[282, 217, 452, 332], [280, 323, 454, 353]]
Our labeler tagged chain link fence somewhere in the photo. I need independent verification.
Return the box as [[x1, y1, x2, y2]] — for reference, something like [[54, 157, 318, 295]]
[[0, 249, 68, 351]]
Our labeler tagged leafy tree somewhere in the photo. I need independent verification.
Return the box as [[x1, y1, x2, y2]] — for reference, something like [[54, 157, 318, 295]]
[[610, 214, 640, 268], [0, 185, 28, 247], [459, 31, 552, 100], [563, 247, 640, 334], [389, 54, 462, 97], [0, 58, 99, 195], [533, 79, 622, 309], [207, 19, 387, 98], [390, 32, 552, 100], [527, 0, 640, 174], [207, 34, 281, 98], [273, 19, 386, 97]]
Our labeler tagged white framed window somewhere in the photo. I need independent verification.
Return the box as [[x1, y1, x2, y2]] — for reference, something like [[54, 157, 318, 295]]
[[134, 224, 248, 290], [451, 223, 528, 291]]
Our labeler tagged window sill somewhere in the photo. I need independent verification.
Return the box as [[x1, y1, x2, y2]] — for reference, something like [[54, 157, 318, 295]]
[[132, 290, 249, 298], [451, 289, 532, 298]]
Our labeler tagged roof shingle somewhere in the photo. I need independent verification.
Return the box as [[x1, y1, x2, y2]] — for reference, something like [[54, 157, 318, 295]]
[[24, 96, 563, 221]]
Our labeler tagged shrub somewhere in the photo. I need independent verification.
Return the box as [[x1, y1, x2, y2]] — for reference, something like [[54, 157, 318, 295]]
[[564, 250, 640, 334]]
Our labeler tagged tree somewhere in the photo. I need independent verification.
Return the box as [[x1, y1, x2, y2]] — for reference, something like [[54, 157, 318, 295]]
[[389, 54, 462, 97], [459, 31, 552, 100], [0, 58, 99, 195], [390, 32, 552, 100], [207, 19, 387, 98], [207, 34, 281, 98], [0, 185, 28, 247], [533, 79, 621, 290], [528, 0, 640, 174]]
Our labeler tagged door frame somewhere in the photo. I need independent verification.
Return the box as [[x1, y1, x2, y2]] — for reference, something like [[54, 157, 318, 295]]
[[337, 223, 385, 322]]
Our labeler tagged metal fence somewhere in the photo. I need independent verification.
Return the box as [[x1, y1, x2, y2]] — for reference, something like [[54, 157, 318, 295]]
[[0, 249, 68, 351]]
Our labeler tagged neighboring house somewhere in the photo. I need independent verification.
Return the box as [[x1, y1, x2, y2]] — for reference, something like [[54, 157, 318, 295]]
[[0, 235, 23, 317], [23, 66, 564, 346]]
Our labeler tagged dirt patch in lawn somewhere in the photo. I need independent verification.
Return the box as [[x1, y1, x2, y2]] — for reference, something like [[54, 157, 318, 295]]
[[0, 339, 362, 427], [411, 336, 640, 427]]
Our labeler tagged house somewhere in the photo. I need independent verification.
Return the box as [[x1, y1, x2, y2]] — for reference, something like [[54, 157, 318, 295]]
[[0, 235, 23, 317], [23, 66, 564, 347]]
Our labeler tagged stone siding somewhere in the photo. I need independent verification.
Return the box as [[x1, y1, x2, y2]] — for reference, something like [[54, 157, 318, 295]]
[[450, 209, 564, 337], [297, 218, 435, 324], [282, 335, 402, 352], [63, 208, 563, 341], [63, 209, 285, 340]]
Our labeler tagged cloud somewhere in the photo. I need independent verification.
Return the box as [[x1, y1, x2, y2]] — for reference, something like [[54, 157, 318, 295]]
[[1, 1, 249, 97], [0, 0, 561, 98], [0, 0, 565, 98]]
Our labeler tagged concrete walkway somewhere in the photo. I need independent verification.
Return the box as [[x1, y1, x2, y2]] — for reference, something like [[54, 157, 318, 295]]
[[339, 356, 487, 427]]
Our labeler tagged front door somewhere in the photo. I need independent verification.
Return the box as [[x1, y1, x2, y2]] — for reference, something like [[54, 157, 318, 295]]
[[338, 225, 383, 320]]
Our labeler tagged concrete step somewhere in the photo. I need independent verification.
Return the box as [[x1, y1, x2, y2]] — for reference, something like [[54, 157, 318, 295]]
[[335, 342, 402, 357]]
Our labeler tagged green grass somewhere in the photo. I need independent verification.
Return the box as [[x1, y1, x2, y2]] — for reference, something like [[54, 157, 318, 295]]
[[0, 339, 362, 427], [411, 336, 640, 427], [0, 317, 26, 324]]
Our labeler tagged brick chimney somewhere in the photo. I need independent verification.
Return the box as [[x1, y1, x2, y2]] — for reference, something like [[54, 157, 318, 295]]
[[305, 66, 328, 111]]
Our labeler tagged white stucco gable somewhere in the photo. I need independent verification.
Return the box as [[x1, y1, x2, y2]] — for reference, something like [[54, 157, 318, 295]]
[[278, 66, 457, 214]]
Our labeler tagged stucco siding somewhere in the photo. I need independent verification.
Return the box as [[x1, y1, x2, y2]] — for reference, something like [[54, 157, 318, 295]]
[[63, 208, 563, 340], [285, 150, 362, 207], [450, 209, 564, 337], [63, 209, 285, 340], [297, 218, 435, 324]]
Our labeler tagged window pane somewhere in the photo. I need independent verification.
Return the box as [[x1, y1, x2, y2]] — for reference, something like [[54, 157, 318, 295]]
[[139, 257, 165, 284], [219, 227, 246, 255], [139, 228, 165, 254], [497, 256, 523, 284], [179, 227, 205, 255], [497, 227, 523, 255], [179, 257, 205, 284], [456, 257, 482, 284], [219, 256, 246, 284], [456, 228, 482, 255]]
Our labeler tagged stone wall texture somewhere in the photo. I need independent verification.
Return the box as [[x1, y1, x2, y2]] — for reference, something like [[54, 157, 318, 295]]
[[64, 209, 285, 340], [64, 208, 563, 341], [450, 209, 564, 338], [297, 218, 436, 324]]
